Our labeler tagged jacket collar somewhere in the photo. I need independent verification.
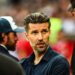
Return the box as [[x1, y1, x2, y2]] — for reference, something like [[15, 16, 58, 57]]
[[28, 46, 54, 62], [0, 44, 7, 50]]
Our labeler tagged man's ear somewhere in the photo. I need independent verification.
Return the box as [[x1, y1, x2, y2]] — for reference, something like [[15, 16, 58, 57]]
[[2, 33, 6, 37], [1, 33, 7, 45], [24, 32, 29, 41], [25, 32, 28, 38]]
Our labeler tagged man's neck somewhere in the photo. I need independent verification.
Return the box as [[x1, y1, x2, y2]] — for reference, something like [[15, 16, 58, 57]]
[[33, 50, 47, 65]]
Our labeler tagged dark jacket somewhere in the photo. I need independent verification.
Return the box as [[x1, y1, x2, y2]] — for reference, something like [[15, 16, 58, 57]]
[[20, 46, 70, 75], [0, 45, 18, 61], [71, 43, 75, 75], [0, 53, 25, 75]]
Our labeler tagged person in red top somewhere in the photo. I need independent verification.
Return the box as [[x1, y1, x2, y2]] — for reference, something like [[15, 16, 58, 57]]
[[16, 32, 33, 60], [16, 39, 33, 60], [52, 29, 74, 63]]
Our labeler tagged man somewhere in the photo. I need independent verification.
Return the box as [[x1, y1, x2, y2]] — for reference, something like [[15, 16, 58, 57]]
[[20, 13, 70, 75], [67, 0, 75, 75], [69, 0, 75, 75], [0, 16, 25, 61], [0, 53, 25, 75], [71, 46, 75, 75]]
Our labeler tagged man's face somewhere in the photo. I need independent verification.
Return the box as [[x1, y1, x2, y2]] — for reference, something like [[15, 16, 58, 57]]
[[26, 23, 50, 54], [6, 32, 18, 51], [72, 8, 75, 16]]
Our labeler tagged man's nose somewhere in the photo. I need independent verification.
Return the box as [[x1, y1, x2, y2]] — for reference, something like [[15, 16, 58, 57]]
[[38, 33, 43, 40]]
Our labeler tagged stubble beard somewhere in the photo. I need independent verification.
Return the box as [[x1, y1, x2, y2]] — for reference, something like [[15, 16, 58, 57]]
[[30, 41, 49, 54], [34, 45, 48, 54], [6, 43, 16, 51], [6, 39, 16, 51]]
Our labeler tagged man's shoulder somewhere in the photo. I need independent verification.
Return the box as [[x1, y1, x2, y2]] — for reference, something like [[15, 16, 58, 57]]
[[0, 45, 8, 54], [19, 57, 29, 66], [55, 55, 68, 62], [47, 54, 70, 75], [48, 54, 69, 68], [19, 52, 34, 65], [19, 58, 26, 64], [0, 45, 6, 50], [48, 47, 68, 64]]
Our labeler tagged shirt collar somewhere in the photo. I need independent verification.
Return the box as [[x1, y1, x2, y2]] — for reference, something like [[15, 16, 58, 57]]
[[28, 46, 53, 62], [0, 44, 7, 50], [41, 46, 53, 62]]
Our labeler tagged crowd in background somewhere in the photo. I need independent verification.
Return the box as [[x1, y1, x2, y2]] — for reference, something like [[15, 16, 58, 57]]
[[0, 0, 75, 26]]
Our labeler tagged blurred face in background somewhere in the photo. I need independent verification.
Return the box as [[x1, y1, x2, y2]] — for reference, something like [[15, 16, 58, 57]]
[[70, 0, 75, 16], [6, 32, 18, 51], [71, 8, 75, 16], [67, 0, 75, 16]]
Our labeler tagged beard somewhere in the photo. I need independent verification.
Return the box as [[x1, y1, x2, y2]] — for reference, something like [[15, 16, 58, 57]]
[[34, 45, 48, 54], [6, 43, 16, 51], [30, 40, 49, 54], [6, 37, 17, 51], [5, 33, 17, 51]]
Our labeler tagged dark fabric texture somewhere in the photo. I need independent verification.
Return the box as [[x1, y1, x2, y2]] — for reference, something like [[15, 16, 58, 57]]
[[0, 45, 18, 61], [0, 53, 25, 75], [71, 43, 75, 75], [20, 46, 70, 75]]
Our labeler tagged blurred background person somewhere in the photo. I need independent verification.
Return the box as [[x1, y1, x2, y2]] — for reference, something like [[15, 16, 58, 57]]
[[67, 0, 75, 75], [50, 18, 75, 75], [68, 0, 75, 16], [71, 45, 75, 75], [0, 16, 25, 61], [16, 32, 33, 60], [0, 53, 25, 75]]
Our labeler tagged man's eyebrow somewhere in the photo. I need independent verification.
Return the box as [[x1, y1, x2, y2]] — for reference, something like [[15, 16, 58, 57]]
[[42, 29, 47, 30], [42, 28, 48, 31]]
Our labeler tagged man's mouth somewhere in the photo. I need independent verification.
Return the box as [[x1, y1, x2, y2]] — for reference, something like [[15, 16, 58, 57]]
[[37, 43, 45, 48]]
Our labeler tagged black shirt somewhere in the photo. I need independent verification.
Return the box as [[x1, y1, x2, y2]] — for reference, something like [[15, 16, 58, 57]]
[[20, 46, 70, 75]]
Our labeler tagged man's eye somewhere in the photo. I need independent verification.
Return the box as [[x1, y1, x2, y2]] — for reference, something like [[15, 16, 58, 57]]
[[42, 29, 48, 33], [32, 31, 38, 34]]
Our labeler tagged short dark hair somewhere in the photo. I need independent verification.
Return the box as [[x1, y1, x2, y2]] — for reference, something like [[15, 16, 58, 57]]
[[24, 13, 51, 32]]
